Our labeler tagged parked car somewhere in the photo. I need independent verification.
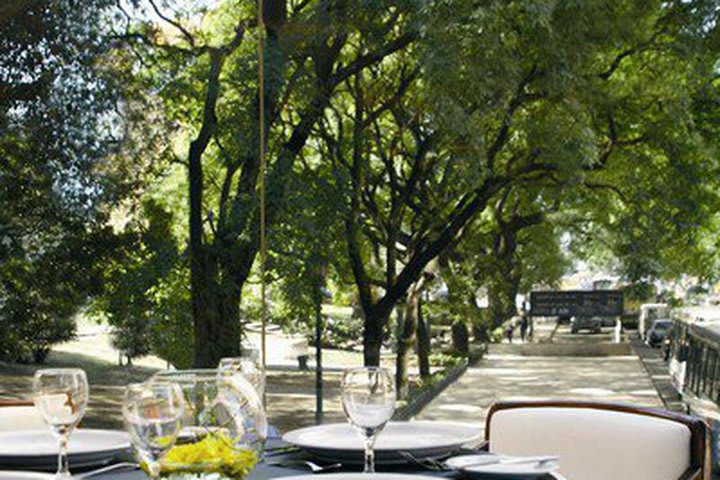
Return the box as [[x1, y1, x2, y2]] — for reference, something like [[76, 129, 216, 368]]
[[599, 316, 618, 327], [646, 319, 673, 348], [571, 316, 603, 334], [639, 303, 669, 340], [621, 312, 639, 330]]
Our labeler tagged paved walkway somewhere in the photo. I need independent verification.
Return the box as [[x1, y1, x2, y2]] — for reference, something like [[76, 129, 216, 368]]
[[630, 338, 685, 412], [416, 345, 663, 431], [3, 320, 665, 434]]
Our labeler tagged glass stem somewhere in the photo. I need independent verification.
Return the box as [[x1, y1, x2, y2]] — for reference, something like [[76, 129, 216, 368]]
[[363, 435, 376, 474], [57, 432, 70, 477], [148, 460, 161, 480]]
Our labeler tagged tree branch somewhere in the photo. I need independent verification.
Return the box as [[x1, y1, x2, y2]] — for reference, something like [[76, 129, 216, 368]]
[[329, 31, 418, 89], [147, 0, 196, 47], [487, 65, 545, 172]]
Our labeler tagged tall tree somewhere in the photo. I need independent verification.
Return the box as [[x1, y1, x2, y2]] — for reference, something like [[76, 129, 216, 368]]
[[119, 0, 420, 366], [317, 0, 720, 367], [0, 0, 129, 361]]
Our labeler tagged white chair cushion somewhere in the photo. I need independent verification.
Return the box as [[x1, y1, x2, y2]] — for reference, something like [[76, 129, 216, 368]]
[[489, 407, 691, 480], [0, 406, 46, 431]]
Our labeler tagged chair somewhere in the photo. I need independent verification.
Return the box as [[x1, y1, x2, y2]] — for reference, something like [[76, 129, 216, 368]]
[[0, 399, 46, 431], [485, 400, 707, 480]]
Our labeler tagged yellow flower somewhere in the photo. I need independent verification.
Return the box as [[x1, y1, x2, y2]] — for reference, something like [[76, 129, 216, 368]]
[[142, 431, 259, 479]]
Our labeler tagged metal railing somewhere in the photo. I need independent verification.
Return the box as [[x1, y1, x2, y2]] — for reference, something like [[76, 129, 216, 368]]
[[670, 319, 720, 476], [675, 321, 720, 404]]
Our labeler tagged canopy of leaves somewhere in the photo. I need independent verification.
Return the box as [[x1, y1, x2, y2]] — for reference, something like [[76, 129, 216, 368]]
[[18, 0, 717, 364], [0, 0, 132, 361]]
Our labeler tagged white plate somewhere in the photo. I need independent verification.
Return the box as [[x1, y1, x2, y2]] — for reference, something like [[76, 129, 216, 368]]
[[280, 474, 431, 480], [283, 421, 482, 465], [0, 474, 53, 480], [0, 430, 130, 470], [446, 454, 559, 479]]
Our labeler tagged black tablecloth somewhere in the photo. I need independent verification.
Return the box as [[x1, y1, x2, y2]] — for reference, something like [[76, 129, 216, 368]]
[[91, 463, 564, 480], [2, 438, 565, 479], [80, 443, 565, 480]]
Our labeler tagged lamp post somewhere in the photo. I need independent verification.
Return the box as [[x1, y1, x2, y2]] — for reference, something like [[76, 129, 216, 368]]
[[315, 292, 323, 424], [313, 261, 327, 424]]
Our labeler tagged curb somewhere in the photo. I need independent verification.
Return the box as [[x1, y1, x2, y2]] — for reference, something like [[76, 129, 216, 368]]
[[629, 337, 685, 412], [393, 345, 486, 421]]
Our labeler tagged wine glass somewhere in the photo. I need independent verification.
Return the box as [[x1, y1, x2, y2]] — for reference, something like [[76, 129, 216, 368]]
[[218, 356, 266, 398], [33, 368, 89, 479], [341, 367, 396, 473], [122, 382, 185, 479]]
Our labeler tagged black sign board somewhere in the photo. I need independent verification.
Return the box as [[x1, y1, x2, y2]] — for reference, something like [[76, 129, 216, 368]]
[[530, 290, 624, 317]]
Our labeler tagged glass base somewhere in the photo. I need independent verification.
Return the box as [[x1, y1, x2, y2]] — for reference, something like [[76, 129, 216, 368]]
[[53, 473, 74, 480], [162, 474, 236, 480]]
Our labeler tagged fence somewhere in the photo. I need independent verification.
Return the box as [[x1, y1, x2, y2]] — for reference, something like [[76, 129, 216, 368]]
[[671, 319, 720, 476], [675, 321, 720, 402]]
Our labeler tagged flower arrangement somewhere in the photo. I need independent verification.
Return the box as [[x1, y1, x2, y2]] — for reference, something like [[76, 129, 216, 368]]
[[143, 430, 259, 479]]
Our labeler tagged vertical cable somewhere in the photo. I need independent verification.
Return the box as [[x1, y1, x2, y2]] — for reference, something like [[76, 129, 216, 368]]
[[257, 0, 267, 372]]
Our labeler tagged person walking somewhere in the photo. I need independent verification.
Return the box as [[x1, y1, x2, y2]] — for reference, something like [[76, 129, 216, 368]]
[[505, 322, 514, 344], [520, 314, 529, 342]]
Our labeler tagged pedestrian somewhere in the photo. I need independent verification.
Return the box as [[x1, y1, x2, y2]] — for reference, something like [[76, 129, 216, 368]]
[[520, 315, 529, 342], [613, 317, 622, 343], [505, 323, 514, 344], [664, 329, 674, 362]]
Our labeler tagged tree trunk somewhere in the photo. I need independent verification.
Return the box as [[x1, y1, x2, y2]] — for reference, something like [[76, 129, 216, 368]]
[[488, 268, 519, 330], [363, 311, 388, 366], [451, 320, 469, 356], [192, 251, 216, 367], [192, 257, 243, 367], [189, 51, 224, 368], [216, 271, 242, 359], [488, 280, 506, 329], [416, 295, 431, 378], [396, 285, 421, 399], [503, 274, 520, 321]]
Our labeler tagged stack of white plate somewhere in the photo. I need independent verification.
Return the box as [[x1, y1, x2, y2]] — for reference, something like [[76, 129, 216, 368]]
[[283, 420, 482, 465], [0, 473, 54, 480], [0, 429, 130, 472], [284, 475, 434, 480], [445, 453, 560, 479]]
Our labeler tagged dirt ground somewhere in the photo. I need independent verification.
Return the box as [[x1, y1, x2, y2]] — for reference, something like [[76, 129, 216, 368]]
[[0, 349, 353, 432]]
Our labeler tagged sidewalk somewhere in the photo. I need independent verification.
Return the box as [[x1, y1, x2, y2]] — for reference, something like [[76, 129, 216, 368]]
[[630, 338, 684, 411], [415, 338, 664, 430]]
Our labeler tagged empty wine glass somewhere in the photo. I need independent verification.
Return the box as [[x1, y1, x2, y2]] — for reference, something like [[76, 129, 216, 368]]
[[218, 356, 266, 397], [341, 367, 396, 473], [122, 382, 185, 480], [33, 368, 89, 479]]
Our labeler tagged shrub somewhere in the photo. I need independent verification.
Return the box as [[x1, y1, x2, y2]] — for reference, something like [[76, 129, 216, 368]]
[[148, 266, 194, 369], [0, 297, 76, 363]]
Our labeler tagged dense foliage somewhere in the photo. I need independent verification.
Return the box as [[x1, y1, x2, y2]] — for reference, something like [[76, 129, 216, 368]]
[[0, 0, 127, 362], [2, 0, 719, 374]]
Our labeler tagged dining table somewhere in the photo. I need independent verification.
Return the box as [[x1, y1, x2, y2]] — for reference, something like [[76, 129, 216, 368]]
[[88, 463, 566, 480], [52, 438, 567, 480], [0, 429, 565, 480]]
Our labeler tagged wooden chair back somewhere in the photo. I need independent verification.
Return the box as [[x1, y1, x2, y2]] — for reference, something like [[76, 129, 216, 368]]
[[486, 400, 707, 480]]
